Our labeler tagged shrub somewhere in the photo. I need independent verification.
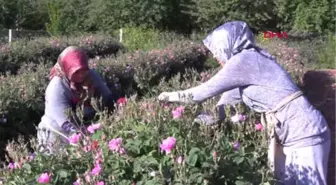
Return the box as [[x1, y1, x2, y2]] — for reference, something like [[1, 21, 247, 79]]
[[0, 70, 273, 185], [316, 34, 336, 69], [0, 40, 208, 157], [111, 27, 188, 52], [117, 27, 161, 52], [0, 35, 124, 75], [94, 41, 208, 96]]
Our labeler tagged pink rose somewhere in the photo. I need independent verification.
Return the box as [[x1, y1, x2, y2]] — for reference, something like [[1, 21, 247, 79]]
[[68, 133, 81, 144], [255, 123, 264, 131], [160, 137, 176, 154], [38, 172, 50, 184]]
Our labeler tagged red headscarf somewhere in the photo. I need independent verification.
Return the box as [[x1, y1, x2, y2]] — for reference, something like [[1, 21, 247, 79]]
[[50, 46, 93, 106], [50, 46, 89, 81]]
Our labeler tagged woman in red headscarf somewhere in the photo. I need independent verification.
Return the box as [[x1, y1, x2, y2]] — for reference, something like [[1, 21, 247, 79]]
[[37, 46, 117, 154]]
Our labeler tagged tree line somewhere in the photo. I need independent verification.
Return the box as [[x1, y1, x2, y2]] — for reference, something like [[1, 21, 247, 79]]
[[0, 0, 334, 36]]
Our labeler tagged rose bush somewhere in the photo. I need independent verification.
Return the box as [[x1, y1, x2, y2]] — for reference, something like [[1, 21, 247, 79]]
[[0, 70, 273, 185], [0, 35, 313, 184], [0, 40, 208, 162]]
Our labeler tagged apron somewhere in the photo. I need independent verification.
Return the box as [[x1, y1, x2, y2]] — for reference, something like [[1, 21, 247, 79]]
[[260, 91, 303, 174]]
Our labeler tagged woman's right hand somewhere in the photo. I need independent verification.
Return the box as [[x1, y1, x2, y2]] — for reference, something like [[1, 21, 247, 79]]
[[158, 92, 181, 102]]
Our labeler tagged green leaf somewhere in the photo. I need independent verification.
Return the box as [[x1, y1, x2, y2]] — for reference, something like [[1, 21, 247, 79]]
[[189, 172, 203, 183], [235, 180, 252, 185], [197, 175, 204, 183], [133, 160, 142, 173], [189, 147, 201, 155], [57, 169, 68, 178], [145, 180, 159, 185], [91, 130, 103, 140], [234, 156, 245, 165], [187, 152, 198, 167], [201, 162, 212, 168], [22, 163, 31, 171]]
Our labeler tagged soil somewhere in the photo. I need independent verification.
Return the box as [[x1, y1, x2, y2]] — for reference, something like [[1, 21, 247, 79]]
[[302, 69, 335, 185]]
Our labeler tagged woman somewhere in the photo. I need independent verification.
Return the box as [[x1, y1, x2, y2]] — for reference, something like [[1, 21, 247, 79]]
[[37, 46, 117, 154], [158, 21, 330, 185]]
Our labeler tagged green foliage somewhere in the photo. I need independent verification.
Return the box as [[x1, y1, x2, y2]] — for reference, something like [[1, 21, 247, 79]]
[[275, 0, 335, 33], [0, 0, 49, 30], [57, 0, 92, 34], [45, 0, 64, 36], [1, 0, 335, 34], [293, 0, 330, 32], [85, 0, 193, 34], [121, 27, 161, 52], [0, 71, 273, 184], [185, 0, 277, 32], [117, 27, 187, 52], [0, 40, 208, 157], [0, 33, 332, 184], [317, 34, 336, 69]]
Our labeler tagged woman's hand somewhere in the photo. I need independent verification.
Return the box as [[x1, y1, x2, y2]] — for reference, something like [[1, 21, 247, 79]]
[[158, 91, 195, 103], [158, 92, 180, 102]]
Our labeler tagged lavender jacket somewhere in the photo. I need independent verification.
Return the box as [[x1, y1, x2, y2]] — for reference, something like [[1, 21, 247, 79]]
[[180, 21, 330, 148], [38, 69, 114, 133]]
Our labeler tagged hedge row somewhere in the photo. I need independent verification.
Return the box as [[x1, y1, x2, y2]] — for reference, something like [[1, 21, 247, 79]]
[[0, 40, 208, 152], [0, 35, 124, 75]]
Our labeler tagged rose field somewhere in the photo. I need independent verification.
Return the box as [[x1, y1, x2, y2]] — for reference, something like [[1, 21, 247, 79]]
[[0, 32, 335, 185]]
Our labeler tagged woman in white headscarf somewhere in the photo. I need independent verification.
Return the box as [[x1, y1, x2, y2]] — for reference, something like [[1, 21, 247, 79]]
[[158, 21, 330, 185]]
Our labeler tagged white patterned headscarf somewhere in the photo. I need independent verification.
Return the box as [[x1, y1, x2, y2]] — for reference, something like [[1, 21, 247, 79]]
[[203, 21, 271, 64]]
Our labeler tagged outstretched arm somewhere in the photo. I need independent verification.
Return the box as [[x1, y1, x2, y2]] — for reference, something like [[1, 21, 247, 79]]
[[160, 57, 256, 103]]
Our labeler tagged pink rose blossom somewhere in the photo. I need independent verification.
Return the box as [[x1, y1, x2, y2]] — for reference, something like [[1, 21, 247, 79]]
[[172, 106, 185, 119], [83, 145, 92, 152], [68, 133, 81, 144], [87, 123, 101, 134], [38, 172, 50, 183], [85, 174, 91, 183], [73, 178, 82, 185], [255, 123, 264, 131], [108, 138, 126, 154], [7, 162, 15, 170], [160, 137, 176, 154], [91, 163, 102, 176], [176, 156, 184, 164], [230, 114, 247, 123], [95, 181, 105, 185], [233, 141, 240, 150]]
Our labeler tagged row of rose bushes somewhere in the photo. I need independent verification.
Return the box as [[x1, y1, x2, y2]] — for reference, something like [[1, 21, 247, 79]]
[[0, 35, 125, 75], [0, 35, 310, 184], [0, 40, 209, 157], [0, 37, 307, 158], [0, 69, 274, 185]]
